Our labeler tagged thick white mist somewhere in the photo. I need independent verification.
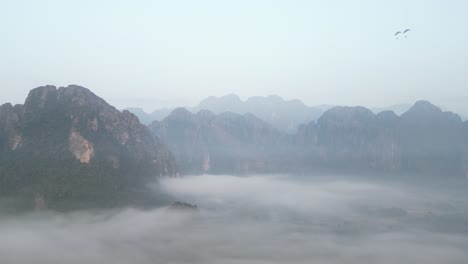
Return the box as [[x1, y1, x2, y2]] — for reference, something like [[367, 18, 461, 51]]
[[1, 174, 468, 264]]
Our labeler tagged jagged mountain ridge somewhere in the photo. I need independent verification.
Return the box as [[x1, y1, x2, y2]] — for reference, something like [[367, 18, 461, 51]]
[[128, 94, 323, 133], [151, 100, 468, 178], [195, 94, 323, 134], [128, 95, 454, 134], [0, 85, 177, 209]]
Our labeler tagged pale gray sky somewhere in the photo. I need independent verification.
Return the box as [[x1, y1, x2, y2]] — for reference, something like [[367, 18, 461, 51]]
[[1, 0, 467, 114]]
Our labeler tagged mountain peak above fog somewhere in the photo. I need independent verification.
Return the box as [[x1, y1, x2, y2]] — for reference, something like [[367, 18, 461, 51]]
[[402, 100, 461, 123], [28, 84, 94, 97], [194, 94, 322, 133], [0, 85, 177, 209], [407, 100, 442, 114], [126, 94, 462, 134], [25, 85, 107, 111], [200, 94, 242, 106], [152, 95, 468, 177]]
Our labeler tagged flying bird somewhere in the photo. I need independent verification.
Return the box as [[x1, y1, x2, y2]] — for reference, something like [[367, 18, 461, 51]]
[[395, 31, 402, 40], [403, 29, 411, 38], [395, 29, 411, 40]]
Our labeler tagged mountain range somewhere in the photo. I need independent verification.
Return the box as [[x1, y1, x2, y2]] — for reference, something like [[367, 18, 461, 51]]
[[127, 95, 455, 134], [128, 94, 323, 133], [151, 101, 468, 178]]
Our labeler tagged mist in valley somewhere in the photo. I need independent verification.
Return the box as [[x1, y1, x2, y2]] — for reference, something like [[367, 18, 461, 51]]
[[1, 174, 468, 264]]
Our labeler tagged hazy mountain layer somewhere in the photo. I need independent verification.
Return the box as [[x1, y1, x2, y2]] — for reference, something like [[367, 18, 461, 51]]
[[129, 96, 457, 134], [125, 107, 173, 125], [194, 94, 323, 133], [152, 101, 468, 178], [129, 94, 323, 133]]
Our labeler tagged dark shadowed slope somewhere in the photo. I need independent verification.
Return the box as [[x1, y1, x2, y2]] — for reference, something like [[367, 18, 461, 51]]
[[0, 85, 177, 210]]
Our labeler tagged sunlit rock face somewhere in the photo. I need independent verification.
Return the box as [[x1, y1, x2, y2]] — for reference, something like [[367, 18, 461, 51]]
[[0, 85, 177, 209], [69, 130, 94, 163]]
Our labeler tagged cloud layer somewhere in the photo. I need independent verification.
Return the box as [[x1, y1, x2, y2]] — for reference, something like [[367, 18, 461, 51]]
[[1, 174, 468, 264]]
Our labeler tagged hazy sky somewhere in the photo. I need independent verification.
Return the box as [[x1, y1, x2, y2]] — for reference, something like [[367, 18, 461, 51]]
[[1, 0, 468, 112]]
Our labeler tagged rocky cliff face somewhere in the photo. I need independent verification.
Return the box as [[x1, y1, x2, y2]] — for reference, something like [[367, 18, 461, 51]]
[[0, 85, 176, 209], [316, 106, 380, 169], [150, 108, 289, 174], [150, 101, 468, 178], [398, 101, 463, 175], [313, 101, 464, 175]]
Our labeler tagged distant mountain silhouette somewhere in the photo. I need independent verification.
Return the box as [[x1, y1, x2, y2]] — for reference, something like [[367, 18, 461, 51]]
[[124, 107, 173, 125], [0, 85, 176, 210], [130, 94, 323, 133], [370, 103, 413, 115], [194, 94, 323, 134], [129, 96, 455, 134], [150, 101, 468, 178]]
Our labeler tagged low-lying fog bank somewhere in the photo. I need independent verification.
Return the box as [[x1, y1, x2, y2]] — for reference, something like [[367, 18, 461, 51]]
[[1, 174, 468, 264]]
